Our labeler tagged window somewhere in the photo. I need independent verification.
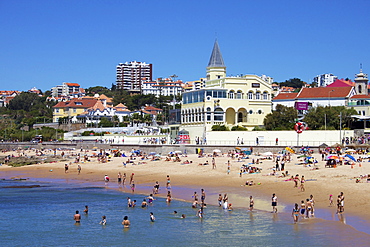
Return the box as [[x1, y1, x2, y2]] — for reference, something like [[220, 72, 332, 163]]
[[256, 92, 260, 100], [228, 90, 235, 99], [214, 107, 224, 121], [55, 109, 59, 113], [73, 108, 77, 113], [263, 92, 268, 100], [258, 110, 262, 114], [249, 110, 253, 114], [248, 91, 253, 100], [206, 107, 211, 121], [238, 112, 243, 122], [236, 90, 243, 99]]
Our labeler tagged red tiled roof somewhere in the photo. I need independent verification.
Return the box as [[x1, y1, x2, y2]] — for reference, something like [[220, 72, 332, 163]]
[[297, 87, 353, 99], [53, 98, 98, 108], [144, 105, 162, 111], [273, 93, 298, 100], [65, 83, 80, 87], [350, 94, 370, 99], [327, 79, 354, 87]]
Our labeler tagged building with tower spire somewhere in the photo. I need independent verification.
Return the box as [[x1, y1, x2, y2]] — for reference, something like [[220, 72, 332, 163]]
[[354, 67, 368, 95], [179, 40, 273, 141]]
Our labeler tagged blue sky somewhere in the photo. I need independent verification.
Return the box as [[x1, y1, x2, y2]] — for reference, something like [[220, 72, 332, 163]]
[[1, 0, 370, 91]]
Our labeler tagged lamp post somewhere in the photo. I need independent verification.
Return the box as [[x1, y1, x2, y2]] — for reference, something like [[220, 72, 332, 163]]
[[328, 90, 335, 107]]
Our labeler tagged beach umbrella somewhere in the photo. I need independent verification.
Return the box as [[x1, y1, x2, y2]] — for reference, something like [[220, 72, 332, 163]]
[[345, 154, 356, 162], [154, 154, 161, 157], [262, 151, 273, 156], [297, 154, 307, 158], [175, 150, 182, 154], [149, 152, 156, 155], [213, 149, 222, 153], [241, 148, 249, 151], [235, 147, 241, 150], [327, 155, 339, 160]]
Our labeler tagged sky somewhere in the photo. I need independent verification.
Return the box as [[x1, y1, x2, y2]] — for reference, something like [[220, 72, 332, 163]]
[[1, 0, 370, 92]]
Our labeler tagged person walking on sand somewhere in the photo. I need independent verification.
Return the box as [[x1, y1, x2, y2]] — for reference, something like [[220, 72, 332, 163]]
[[104, 174, 110, 186], [122, 173, 126, 186], [227, 160, 231, 174], [271, 193, 278, 213], [166, 175, 171, 189], [65, 163, 69, 173], [122, 216, 130, 228], [300, 176, 305, 192], [329, 194, 333, 207], [292, 203, 300, 223], [77, 164, 81, 175], [74, 210, 81, 224], [310, 194, 315, 216], [339, 192, 345, 213], [117, 172, 122, 185], [130, 173, 134, 185], [300, 200, 306, 217], [212, 157, 216, 169], [249, 196, 254, 211]]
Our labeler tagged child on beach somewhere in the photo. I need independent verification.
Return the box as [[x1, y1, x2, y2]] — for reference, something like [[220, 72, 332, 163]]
[[329, 194, 333, 207]]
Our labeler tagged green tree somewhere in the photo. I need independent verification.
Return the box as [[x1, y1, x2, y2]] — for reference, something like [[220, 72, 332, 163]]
[[264, 104, 298, 130], [279, 78, 305, 88], [211, 125, 229, 131], [303, 106, 357, 130]]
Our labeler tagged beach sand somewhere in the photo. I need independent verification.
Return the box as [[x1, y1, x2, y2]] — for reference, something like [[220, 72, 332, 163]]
[[1, 147, 370, 224]]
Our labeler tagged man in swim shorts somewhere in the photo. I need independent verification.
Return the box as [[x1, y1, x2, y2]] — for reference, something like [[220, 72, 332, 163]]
[[74, 210, 81, 223]]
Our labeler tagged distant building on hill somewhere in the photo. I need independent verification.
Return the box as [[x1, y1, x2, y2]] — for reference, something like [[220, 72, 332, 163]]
[[116, 61, 152, 93], [51, 82, 84, 98], [313, 73, 338, 87], [142, 77, 183, 97]]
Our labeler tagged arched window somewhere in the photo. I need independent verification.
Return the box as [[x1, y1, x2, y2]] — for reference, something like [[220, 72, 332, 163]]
[[358, 85, 362, 94], [248, 91, 253, 100], [228, 90, 235, 99], [214, 107, 224, 121], [263, 91, 268, 100], [236, 90, 243, 99], [256, 92, 260, 100], [206, 107, 211, 121], [238, 112, 243, 122]]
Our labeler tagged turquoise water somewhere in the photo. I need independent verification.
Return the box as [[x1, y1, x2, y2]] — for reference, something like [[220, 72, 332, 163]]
[[1, 179, 370, 247]]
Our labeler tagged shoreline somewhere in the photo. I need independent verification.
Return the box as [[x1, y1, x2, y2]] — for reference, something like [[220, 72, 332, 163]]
[[1, 148, 370, 235]]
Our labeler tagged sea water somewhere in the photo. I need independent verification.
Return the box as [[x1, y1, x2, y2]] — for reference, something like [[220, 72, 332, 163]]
[[1, 179, 370, 247]]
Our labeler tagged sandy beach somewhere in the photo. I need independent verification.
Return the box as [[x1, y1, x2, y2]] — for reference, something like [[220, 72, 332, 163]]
[[1, 147, 370, 225]]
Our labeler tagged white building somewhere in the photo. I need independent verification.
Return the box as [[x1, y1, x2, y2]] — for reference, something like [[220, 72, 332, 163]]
[[142, 78, 183, 97], [116, 61, 152, 93], [313, 73, 338, 87], [51, 82, 83, 97]]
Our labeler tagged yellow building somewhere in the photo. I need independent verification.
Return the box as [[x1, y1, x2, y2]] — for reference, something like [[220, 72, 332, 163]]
[[181, 40, 272, 134], [53, 98, 98, 122]]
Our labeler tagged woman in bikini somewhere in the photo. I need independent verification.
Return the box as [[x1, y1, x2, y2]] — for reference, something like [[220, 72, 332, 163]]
[[292, 203, 300, 223]]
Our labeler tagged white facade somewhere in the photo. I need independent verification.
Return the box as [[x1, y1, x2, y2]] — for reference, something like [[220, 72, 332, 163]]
[[313, 73, 337, 87], [116, 61, 152, 92], [141, 79, 183, 97]]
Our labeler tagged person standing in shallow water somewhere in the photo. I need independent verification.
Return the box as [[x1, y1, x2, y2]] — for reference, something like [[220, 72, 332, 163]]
[[292, 203, 299, 223], [122, 216, 130, 227], [74, 210, 81, 223], [271, 193, 278, 213]]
